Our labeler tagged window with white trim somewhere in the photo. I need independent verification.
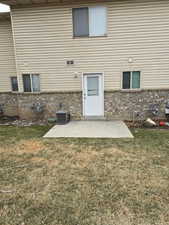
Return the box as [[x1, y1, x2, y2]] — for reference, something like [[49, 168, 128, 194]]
[[72, 6, 107, 37], [22, 74, 40, 92], [122, 71, 141, 89]]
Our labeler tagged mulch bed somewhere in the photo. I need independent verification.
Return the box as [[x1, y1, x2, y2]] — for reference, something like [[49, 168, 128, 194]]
[[0, 115, 169, 130], [125, 120, 169, 129], [0, 116, 46, 127]]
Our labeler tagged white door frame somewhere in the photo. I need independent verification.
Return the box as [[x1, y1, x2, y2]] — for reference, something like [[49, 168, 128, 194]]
[[82, 72, 104, 117]]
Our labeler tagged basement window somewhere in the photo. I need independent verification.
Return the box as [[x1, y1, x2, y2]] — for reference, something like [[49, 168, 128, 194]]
[[11, 77, 18, 92], [22, 74, 40, 92], [72, 6, 107, 37], [122, 71, 140, 89]]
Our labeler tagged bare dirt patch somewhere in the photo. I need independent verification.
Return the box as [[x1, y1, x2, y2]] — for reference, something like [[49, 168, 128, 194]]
[[30, 157, 45, 163], [16, 140, 45, 154]]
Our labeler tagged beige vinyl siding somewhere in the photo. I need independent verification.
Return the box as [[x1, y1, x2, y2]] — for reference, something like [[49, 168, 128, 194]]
[[0, 18, 17, 92], [11, 0, 169, 92]]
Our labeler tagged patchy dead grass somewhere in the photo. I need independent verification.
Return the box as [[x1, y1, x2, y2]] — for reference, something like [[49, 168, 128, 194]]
[[0, 139, 45, 155], [30, 156, 45, 163], [0, 127, 169, 225], [16, 140, 45, 154], [15, 140, 45, 155]]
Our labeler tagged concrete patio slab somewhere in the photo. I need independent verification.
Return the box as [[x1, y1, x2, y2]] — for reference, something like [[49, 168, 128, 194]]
[[44, 121, 133, 138]]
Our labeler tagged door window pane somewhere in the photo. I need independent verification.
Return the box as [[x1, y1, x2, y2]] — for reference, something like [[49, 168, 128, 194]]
[[87, 76, 99, 96], [123, 72, 131, 89], [132, 71, 140, 89], [11, 77, 18, 92], [72, 8, 89, 37], [32, 74, 40, 92], [23, 74, 31, 92], [89, 6, 107, 36]]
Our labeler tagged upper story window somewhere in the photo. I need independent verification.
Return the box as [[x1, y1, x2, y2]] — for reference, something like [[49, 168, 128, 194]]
[[11, 76, 18, 92], [122, 71, 141, 89], [72, 6, 107, 37], [22, 74, 40, 92]]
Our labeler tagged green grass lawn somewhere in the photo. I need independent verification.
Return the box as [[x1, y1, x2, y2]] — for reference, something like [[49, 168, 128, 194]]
[[0, 126, 169, 225]]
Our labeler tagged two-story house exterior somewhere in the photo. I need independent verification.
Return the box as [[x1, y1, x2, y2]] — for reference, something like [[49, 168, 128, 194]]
[[0, 0, 169, 120]]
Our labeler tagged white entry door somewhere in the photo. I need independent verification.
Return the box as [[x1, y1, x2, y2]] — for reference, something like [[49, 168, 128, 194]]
[[83, 73, 104, 116]]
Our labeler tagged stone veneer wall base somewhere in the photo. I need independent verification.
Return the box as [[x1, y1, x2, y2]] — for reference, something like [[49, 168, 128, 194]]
[[105, 90, 169, 120], [0, 90, 169, 121], [0, 93, 18, 117]]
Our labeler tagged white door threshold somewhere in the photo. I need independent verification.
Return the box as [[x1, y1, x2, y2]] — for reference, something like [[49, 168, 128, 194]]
[[84, 116, 106, 121]]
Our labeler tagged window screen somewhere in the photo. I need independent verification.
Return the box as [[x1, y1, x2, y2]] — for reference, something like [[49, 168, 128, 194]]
[[22, 74, 40, 92], [32, 74, 40, 92], [89, 6, 107, 36], [72, 8, 89, 37], [123, 72, 131, 89], [11, 77, 18, 92], [132, 71, 140, 89], [72, 6, 107, 37], [23, 74, 31, 92]]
